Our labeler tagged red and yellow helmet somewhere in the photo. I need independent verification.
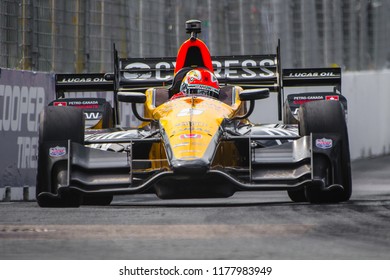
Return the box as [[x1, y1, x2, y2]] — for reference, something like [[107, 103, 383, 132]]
[[179, 69, 220, 98]]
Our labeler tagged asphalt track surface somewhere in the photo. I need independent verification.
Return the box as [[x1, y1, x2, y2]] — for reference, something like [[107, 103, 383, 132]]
[[0, 156, 389, 260]]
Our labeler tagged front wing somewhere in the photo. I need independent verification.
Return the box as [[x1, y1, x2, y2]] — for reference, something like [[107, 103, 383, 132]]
[[37, 132, 343, 200]]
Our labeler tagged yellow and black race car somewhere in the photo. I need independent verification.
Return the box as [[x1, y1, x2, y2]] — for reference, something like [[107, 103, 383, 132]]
[[36, 20, 351, 207]]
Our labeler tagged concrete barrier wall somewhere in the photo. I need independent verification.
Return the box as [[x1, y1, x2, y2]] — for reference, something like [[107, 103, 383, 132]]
[[343, 71, 390, 159], [1, 68, 389, 200], [0, 68, 136, 201], [0, 69, 52, 201]]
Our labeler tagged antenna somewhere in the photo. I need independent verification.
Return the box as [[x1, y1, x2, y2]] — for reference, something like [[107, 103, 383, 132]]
[[186, 19, 201, 40]]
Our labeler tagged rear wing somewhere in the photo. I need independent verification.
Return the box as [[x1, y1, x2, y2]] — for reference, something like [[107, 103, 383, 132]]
[[112, 43, 341, 120], [54, 42, 342, 121], [116, 54, 279, 90]]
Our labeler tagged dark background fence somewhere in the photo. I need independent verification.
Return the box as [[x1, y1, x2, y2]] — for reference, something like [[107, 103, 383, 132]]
[[1, 0, 389, 73]]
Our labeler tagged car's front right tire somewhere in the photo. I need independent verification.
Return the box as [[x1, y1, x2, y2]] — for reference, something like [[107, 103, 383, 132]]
[[298, 100, 352, 203]]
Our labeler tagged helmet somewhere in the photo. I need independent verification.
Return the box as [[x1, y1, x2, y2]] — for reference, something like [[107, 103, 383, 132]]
[[179, 69, 220, 98]]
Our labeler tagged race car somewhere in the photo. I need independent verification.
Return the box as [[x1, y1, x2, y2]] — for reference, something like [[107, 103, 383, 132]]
[[36, 19, 351, 207]]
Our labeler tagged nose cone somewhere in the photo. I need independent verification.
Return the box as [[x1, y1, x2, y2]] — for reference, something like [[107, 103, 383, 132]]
[[171, 158, 209, 175]]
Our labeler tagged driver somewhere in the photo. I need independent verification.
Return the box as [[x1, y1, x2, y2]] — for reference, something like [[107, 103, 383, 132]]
[[171, 69, 220, 99]]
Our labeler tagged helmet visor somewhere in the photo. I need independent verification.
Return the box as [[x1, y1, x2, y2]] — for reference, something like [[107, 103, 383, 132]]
[[185, 84, 219, 97]]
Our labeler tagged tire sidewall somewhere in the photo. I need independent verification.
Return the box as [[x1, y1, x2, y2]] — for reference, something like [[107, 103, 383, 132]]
[[298, 100, 352, 202], [36, 106, 84, 197]]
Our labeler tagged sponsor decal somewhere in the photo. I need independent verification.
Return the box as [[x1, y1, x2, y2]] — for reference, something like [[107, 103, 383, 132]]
[[66, 100, 101, 109], [53, 100, 101, 109], [175, 121, 208, 127], [177, 108, 203, 117], [287, 72, 337, 77], [53, 101, 67, 106], [123, 62, 154, 80], [173, 143, 189, 148], [122, 57, 276, 81], [326, 95, 340, 101], [315, 138, 333, 149], [84, 112, 101, 119], [214, 58, 276, 78], [76, 105, 99, 109], [179, 134, 202, 139], [171, 127, 211, 134], [59, 77, 106, 83], [0, 84, 45, 133], [0, 78, 47, 173], [293, 96, 324, 105], [68, 100, 100, 106], [49, 146, 67, 157]]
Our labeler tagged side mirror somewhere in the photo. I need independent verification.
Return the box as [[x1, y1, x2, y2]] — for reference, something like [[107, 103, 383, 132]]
[[117, 91, 146, 103], [232, 88, 270, 120], [239, 88, 270, 101], [117, 91, 152, 122]]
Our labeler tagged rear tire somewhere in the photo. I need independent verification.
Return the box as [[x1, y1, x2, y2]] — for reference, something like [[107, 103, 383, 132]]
[[298, 100, 351, 203], [36, 106, 84, 207], [283, 101, 298, 125], [101, 101, 114, 128]]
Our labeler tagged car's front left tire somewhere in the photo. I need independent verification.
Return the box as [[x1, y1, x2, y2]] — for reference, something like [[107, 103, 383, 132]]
[[298, 100, 352, 203], [36, 106, 85, 207]]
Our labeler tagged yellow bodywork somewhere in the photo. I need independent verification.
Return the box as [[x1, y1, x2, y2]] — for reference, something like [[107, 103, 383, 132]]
[[143, 88, 245, 169]]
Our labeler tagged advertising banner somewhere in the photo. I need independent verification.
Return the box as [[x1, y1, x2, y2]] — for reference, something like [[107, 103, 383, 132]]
[[0, 69, 53, 191], [0, 68, 137, 200]]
